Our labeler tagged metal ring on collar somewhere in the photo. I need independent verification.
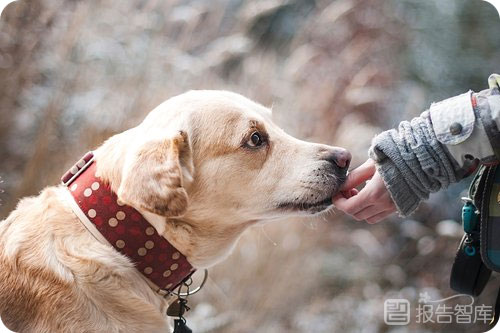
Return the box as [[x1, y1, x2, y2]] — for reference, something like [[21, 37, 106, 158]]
[[177, 269, 208, 297]]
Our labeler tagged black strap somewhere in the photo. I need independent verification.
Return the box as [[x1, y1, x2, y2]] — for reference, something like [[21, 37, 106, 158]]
[[450, 234, 491, 296], [492, 286, 500, 327]]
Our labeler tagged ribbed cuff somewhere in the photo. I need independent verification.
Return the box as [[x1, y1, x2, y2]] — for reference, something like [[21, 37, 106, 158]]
[[374, 158, 421, 217], [369, 130, 425, 217]]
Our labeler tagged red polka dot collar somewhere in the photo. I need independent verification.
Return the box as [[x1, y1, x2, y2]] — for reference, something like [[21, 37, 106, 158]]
[[61, 152, 195, 293]]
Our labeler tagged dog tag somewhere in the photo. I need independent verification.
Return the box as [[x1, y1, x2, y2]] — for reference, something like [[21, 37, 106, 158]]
[[173, 319, 192, 333], [167, 299, 186, 317]]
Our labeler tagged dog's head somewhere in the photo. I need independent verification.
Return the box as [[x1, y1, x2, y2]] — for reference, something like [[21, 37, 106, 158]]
[[111, 90, 350, 225]]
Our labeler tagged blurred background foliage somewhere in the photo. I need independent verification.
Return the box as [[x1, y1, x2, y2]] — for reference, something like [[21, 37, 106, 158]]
[[0, 0, 499, 332]]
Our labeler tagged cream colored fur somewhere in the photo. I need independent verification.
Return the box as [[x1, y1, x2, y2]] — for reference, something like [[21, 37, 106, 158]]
[[0, 90, 348, 332]]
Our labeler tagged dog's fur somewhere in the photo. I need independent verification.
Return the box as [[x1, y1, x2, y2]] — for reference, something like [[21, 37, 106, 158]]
[[0, 91, 349, 332]]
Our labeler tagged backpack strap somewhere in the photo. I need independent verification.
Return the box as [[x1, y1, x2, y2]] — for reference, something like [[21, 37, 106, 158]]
[[480, 165, 500, 272]]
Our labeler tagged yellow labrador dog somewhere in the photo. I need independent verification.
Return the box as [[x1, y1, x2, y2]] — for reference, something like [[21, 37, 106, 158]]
[[0, 91, 350, 332]]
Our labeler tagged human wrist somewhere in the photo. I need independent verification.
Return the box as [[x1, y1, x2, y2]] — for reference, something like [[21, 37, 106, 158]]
[[372, 157, 420, 217]]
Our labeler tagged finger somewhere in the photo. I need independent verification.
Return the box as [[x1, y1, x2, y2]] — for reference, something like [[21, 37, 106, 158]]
[[332, 195, 348, 210], [365, 209, 396, 224], [333, 191, 371, 215], [340, 188, 358, 199], [353, 205, 386, 221], [341, 159, 376, 190], [332, 195, 358, 214]]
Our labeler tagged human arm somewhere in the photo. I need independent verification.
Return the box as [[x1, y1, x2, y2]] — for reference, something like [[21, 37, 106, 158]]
[[333, 74, 500, 221]]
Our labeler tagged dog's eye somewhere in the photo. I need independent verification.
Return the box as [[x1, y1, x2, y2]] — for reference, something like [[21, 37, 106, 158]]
[[247, 131, 264, 148]]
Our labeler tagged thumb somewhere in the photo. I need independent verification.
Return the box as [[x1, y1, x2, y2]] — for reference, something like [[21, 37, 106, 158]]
[[341, 159, 376, 190]]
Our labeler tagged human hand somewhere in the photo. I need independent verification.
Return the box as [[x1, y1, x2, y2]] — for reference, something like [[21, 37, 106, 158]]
[[332, 159, 397, 223]]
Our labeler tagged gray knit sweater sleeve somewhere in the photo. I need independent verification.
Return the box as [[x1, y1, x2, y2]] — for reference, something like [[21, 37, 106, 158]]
[[368, 111, 462, 216], [368, 82, 500, 217]]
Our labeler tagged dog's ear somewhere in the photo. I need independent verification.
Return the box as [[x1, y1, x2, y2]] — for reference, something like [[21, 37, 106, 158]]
[[117, 131, 193, 217]]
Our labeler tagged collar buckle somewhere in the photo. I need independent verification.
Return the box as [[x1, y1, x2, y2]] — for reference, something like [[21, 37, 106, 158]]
[[61, 151, 95, 187]]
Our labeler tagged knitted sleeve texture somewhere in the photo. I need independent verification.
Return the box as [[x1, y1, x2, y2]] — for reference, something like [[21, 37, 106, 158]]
[[368, 111, 462, 216]]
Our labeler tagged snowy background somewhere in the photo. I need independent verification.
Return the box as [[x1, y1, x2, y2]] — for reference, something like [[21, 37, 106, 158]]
[[1, 0, 499, 332]]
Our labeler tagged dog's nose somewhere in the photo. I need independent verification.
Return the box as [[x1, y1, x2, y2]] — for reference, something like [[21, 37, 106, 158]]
[[320, 148, 351, 169]]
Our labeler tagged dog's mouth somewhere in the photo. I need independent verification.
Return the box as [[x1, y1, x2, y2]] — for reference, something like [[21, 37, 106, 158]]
[[276, 173, 347, 214], [276, 196, 333, 214]]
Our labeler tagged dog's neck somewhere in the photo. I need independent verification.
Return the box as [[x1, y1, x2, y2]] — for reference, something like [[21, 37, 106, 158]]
[[142, 211, 253, 268], [62, 154, 196, 293], [93, 142, 253, 269]]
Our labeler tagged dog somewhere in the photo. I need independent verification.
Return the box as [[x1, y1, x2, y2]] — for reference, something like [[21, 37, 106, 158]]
[[0, 90, 350, 332]]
